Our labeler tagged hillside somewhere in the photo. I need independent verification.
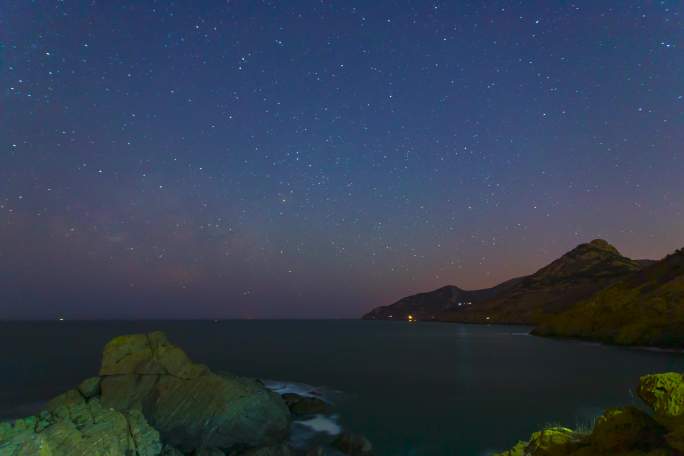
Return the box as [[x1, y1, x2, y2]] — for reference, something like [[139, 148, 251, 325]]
[[440, 239, 646, 324], [362, 278, 522, 321], [363, 239, 649, 325], [533, 248, 684, 347]]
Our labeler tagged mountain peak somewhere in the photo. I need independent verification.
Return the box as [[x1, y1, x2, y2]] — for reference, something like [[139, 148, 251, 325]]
[[529, 239, 637, 285], [587, 238, 619, 254], [567, 239, 621, 257]]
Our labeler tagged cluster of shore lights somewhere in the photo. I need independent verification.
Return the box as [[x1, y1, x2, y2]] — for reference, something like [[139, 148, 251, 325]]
[[407, 314, 415, 323]]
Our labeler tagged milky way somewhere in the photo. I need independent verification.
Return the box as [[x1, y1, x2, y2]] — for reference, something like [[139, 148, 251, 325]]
[[1, 1, 682, 318]]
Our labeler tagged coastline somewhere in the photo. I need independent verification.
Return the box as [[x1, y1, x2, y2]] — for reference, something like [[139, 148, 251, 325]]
[[363, 318, 684, 352], [2, 321, 682, 455]]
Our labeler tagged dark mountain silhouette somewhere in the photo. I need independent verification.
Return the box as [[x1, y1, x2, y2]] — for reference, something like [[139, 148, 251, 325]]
[[440, 239, 647, 324], [362, 278, 522, 321], [363, 239, 651, 325]]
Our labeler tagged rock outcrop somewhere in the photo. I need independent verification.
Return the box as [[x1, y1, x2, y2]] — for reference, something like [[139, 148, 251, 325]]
[[0, 331, 292, 455], [99, 331, 292, 453], [494, 371, 684, 455], [638, 373, 684, 419], [0, 388, 161, 456]]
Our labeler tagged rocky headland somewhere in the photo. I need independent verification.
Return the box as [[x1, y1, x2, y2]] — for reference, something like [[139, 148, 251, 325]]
[[533, 248, 684, 348], [363, 239, 649, 324], [363, 240, 684, 350], [0, 331, 373, 456]]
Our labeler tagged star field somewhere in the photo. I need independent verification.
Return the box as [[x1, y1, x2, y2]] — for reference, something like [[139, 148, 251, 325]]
[[1, 1, 683, 318]]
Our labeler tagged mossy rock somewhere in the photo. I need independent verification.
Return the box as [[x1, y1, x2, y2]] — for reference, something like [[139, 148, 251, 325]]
[[525, 427, 582, 455], [0, 391, 161, 456], [493, 427, 583, 456], [100, 331, 208, 379], [98, 332, 291, 453], [590, 407, 666, 452], [638, 373, 684, 418]]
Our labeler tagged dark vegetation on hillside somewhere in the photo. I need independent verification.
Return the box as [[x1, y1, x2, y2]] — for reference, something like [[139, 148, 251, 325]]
[[533, 248, 684, 347]]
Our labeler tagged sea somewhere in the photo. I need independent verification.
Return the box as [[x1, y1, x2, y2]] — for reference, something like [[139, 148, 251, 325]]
[[1, 320, 682, 455]]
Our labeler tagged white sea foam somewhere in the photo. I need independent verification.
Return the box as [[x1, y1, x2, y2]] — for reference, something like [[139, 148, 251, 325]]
[[264, 380, 344, 450], [264, 380, 322, 397], [295, 414, 342, 436], [264, 379, 341, 402]]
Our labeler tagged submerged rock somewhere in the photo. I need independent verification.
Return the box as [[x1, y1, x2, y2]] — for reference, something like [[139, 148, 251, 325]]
[[1, 331, 294, 455], [331, 433, 373, 456], [281, 393, 333, 416]]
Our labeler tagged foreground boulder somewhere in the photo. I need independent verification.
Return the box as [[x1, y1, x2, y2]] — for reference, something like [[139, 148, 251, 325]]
[[590, 407, 666, 452], [638, 373, 684, 453], [0, 331, 292, 455], [638, 373, 684, 420], [0, 389, 161, 455], [98, 331, 291, 452]]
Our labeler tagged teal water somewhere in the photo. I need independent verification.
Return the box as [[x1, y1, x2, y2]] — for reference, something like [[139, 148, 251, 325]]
[[1, 320, 682, 455]]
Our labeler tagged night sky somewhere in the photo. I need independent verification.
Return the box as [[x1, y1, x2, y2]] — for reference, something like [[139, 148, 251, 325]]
[[1, 1, 683, 319]]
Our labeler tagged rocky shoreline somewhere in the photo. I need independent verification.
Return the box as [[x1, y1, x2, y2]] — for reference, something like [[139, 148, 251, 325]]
[[0, 331, 373, 456], [4, 329, 684, 456], [495, 372, 684, 456]]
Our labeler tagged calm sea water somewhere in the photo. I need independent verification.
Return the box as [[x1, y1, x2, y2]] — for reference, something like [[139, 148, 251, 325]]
[[1, 320, 682, 455]]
